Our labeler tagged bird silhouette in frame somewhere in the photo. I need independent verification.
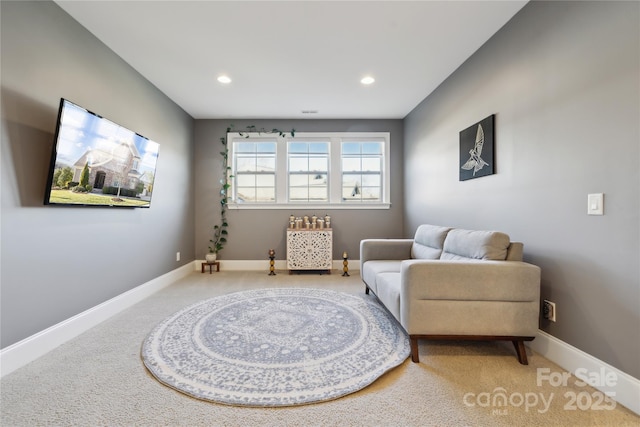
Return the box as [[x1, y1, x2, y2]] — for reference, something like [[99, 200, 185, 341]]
[[461, 123, 489, 176]]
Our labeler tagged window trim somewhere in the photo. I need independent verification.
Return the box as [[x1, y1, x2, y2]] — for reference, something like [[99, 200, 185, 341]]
[[227, 132, 391, 210]]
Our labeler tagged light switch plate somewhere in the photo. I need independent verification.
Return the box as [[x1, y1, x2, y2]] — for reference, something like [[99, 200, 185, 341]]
[[587, 193, 604, 215]]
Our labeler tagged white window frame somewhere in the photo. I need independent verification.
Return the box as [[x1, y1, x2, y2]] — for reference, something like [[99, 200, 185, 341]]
[[227, 132, 390, 210]]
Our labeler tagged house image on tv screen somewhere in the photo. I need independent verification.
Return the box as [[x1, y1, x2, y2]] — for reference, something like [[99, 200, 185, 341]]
[[72, 140, 150, 198]]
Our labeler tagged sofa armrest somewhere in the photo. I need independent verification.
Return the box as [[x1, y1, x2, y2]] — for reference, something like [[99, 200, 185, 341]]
[[360, 239, 413, 265], [400, 259, 541, 302], [398, 259, 541, 338]]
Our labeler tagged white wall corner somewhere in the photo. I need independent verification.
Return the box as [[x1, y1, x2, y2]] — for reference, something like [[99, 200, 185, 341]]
[[527, 329, 640, 416], [0, 262, 195, 378]]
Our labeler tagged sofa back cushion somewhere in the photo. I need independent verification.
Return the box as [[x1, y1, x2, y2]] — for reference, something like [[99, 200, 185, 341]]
[[411, 224, 452, 259], [506, 242, 524, 261], [441, 229, 511, 261]]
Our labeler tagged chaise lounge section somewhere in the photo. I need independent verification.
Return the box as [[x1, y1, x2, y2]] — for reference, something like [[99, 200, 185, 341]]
[[360, 224, 541, 364]]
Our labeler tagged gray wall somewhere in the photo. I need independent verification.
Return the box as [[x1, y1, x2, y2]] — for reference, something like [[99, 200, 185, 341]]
[[1, 1, 195, 348], [404, 1, 639, 378], [194, 119, 404, 261]]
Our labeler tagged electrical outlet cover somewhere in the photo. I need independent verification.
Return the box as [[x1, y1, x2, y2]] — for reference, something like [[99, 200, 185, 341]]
[[543, 300, 556, 322]]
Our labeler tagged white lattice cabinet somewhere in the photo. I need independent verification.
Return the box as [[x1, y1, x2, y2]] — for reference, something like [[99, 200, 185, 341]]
[[286, 229, 333, 273]]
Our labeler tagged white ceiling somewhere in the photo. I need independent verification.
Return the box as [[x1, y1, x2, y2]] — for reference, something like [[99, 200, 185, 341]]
[[55, 1, 527, 120]]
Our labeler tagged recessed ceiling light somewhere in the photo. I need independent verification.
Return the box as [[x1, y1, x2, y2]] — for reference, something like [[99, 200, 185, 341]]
[[217, 75, 232, 84], [361, 76, 375, 85]]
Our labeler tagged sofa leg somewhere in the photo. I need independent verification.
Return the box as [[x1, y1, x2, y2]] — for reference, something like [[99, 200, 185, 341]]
[[512, 340, 529, 365], [410, 336, 420, 363], [365, 286, 369, 295]]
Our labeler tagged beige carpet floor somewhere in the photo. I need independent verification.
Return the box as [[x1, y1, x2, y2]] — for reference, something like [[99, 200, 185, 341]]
[[1, 270, 638, 426]]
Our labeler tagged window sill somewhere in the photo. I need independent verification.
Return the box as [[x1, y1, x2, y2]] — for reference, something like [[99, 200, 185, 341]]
[[228, 203, 391, 210]]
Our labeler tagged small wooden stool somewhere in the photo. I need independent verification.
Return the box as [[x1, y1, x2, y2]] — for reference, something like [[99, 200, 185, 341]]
[[201, 261, 220, 274]]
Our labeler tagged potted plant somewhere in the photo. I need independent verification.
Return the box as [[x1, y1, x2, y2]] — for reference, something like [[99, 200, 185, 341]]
[[207, 223, 226, 262], [205, 250, 217, 263]]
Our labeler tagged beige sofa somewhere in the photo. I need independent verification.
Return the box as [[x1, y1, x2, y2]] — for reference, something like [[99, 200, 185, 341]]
[[360, 224, 541, 364]]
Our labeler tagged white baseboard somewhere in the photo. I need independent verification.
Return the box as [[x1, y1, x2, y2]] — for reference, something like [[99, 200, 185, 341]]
[[527, 329, 640, 415], [0, 262, 195, 378], [195, 259, 360, 272]]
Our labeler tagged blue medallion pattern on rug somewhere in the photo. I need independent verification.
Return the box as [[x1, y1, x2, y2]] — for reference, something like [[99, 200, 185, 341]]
[[141, 288, 410, 407]]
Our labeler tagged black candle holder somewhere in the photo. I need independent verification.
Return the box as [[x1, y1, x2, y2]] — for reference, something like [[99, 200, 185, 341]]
[[268, 249, 276, 276]]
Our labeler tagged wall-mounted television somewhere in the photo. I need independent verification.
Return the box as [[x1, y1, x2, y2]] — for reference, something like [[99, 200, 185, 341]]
[[44, 98, 159, 208]]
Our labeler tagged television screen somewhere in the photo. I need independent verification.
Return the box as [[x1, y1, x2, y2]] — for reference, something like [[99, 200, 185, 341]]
[[44, 99, 159, 208]]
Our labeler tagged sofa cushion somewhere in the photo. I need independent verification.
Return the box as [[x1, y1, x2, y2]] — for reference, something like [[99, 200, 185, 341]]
[[506, 242, 524, 261], [411, 224, 452, 260], [361, 260, 402, 294], [375, 272, 402, 322], [441, 229, 510, 261]]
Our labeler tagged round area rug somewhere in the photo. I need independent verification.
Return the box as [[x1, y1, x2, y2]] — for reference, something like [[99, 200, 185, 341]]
[[141, 288, 410, 407]]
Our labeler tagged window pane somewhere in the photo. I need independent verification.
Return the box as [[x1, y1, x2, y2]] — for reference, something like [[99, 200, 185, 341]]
[[237, 174, 255, 187], [361, 187, 381, 200], [309, 186, 328, 201], [235, 142, 255, 153], [236, 187, 256, 202], [289, 157, 308, 172], [311, 173, 327, 184], [342, 186, 359, 200], [361, 174, 381, 187], [288, 142, 307, 153], [256, 156, 275, 171], [289, 174, 308, 186], [342, 173, 360, 185], [236, 187, 276, 202], [308, 142, 328, 154], [255, 188, 275, 202], [236, 156, 256, 172], [342, 174, 361, 200], [293, 174, 315, 185], [342, 158, 360, 172], [361, 158, 381, 172], [257, 143, 276, 153], [308, 157, 327, 172], [289, 187, 308, 201], [256, 175, 275, 187], [362, 142, 382, 155], [342, 142, 360, 155]]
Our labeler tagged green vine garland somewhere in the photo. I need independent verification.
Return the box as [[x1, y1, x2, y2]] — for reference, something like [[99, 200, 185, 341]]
[[209, 125, 295, 255]]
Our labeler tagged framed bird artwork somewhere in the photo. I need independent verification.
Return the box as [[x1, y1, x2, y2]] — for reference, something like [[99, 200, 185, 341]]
[[459, 114, 495, 181]]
